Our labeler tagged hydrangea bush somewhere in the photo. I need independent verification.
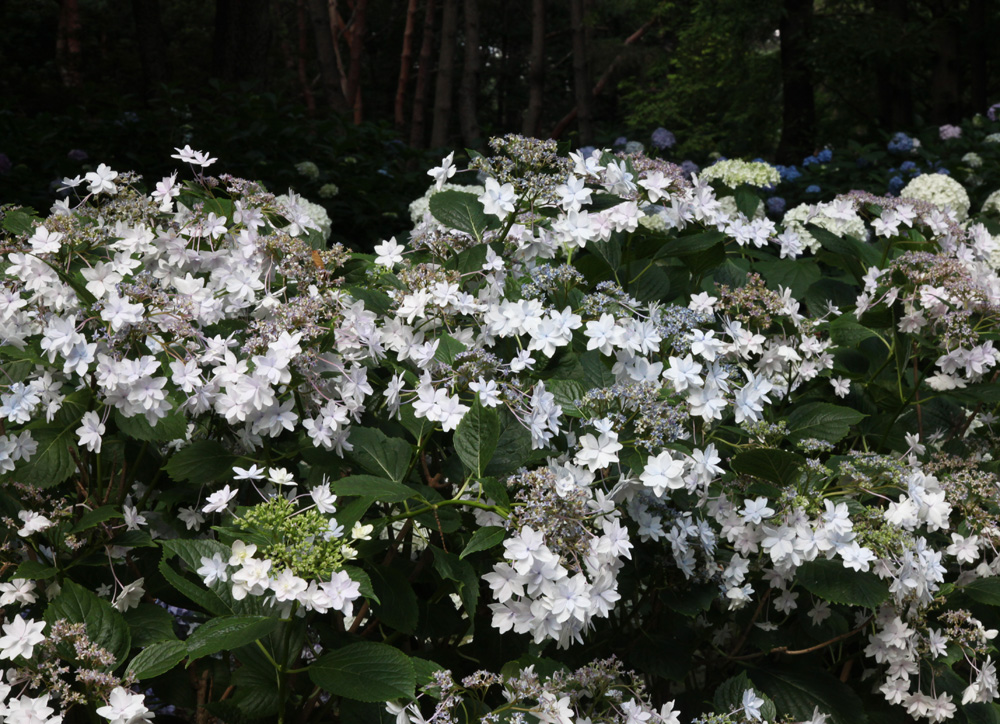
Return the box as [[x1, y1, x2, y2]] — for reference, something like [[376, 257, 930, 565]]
[[3, 135, 1000, 724]]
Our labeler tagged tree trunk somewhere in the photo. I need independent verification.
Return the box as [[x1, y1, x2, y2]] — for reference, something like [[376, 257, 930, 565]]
[[296, 0, 317, 113], [56, 0, 83, 89], [131, 0, 168, 100], [410, 0, 436, 148], [967, 0, 987, 117], [213, 0, 272, 83], [306, 0, 349, 112], [345, 0, 369, 123], [458, 0, 482, 148], [395, 0, 420, 130], [928, 5, 961, 124], [569, 0, 594, 144], [775, 0, 816, 163], [430, 0, 459, 148], [522, 0, 545, 137], [874, 0, 912, 130]]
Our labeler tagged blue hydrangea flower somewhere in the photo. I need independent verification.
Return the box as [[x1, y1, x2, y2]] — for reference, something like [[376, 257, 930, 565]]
[[887, 132, 914, 153], [888, 175, 904, 194], [803, 155, 819, 166], [776, 164, 801, 182], [899, 160, 917, 174], [651, 127, 676, 150], [613, 136, 628, 147], [579, 145, 596, 159], [766, 197, 786, 214], [816, 149, 832, 163], [680, 160, 700, 177], [805, 184, 821, 194]]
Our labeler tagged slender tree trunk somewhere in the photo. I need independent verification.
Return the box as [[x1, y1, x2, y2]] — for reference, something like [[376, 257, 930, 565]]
[[395, 0, 420, 130], [410, 0, 436, 147], [430, 0, 459, 148], [968, 0, 987, 116], [929, 5, 961, 124], [775, 0, 816, 163], [131, 0, 168, 100], [56, 0, 83, 89], [345, 0, 369, 123], [569, 0, 594, 144], [306, 0, 349, 112], [522, 0, 545, 137], [296, 0, 317, 113], [550, 20, 654, 140], [213, 0, 272, 83], [458, 0, 481, 148]]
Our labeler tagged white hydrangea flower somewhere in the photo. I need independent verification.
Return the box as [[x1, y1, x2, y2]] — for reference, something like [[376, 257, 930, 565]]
[[900, 174, 971, 221], [699, 159, 781, 189], [782, 200, 867, 253]]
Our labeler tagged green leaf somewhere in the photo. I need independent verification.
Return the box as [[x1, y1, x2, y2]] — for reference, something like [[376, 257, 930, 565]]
[[754, 259, 821, 298], [829, 315, 880, 347], [126, 640, 187, 680], [369, 565, 419, 634], [431, 547, 479, 616], [124, 604, 178, 647], [590, 237, 622, 272], [454, 400, 500, 477], [654, 230, 727, 259], [545, 379, 586, 417], [70, 505, 122, 533], [12, 426, 76, 488], [714, 672, 777, 722], [230, 641, 281, 717], [786, 403, 866, 443], [309, 642, 416, 702], [186, 616, 281, 662], [964, 703, 1000, 724], [2, 208, 39, 236], [344, 566, 380, 604], [480, 477, 510, 512], [484, 410, 546, 477], [579, 350, 615, 389], [13, 560, 58, 580], [731, 449, 806, 487], [44, 580, 131, 666], [161, 538, 232, 573], [734, 185, 762, 219], [796, 558, 889, 608], [164, 440, 238, 484], [662, 581, 718, 617], [433, 333, 467, 365], [158, 559, 232, 616], [332, 475, 418, 503], [113, 408, 187, 442], [962, 577, 1000, 605], [460, 526, 506, 559], [628, 261, 671, 303], [348, 427, 411, 482], [749, 665, 867, 724], [428, 190, 490, 241]]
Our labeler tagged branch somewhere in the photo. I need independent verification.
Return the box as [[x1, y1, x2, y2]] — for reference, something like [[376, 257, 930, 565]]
[[728, 616, 873, 661]]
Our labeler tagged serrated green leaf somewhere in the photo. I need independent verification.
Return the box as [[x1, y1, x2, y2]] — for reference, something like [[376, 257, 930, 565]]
[[431, 547, 479, 616], [124, 604, 178, 647], [11, 426, 76, 488], [348, 427, 411, 482], [70, 505, 122, 533], [460, 526, 506, 559], [734, 185, 763, 219], [113, 408, 187, 442], [126, 639, 187, 680], [186, 616, 281, 662], [44, 580, 131, 666], [428, 190, 490, 241], [483, 410, 546, 477], [309, 642, 416, 702], [164, 440, 238, 484], [13, 560, 58, 580], [454, 400, 500, 477], [433, 333, 467, 365], [731, 449, 806, 487], [344, 566, 379, 604], [369, 565, 419, 634], [962, 577, 1000, 605], [786, 403, 866, 443], [749, 665, 867, 724], [2, 208, 39, 236], [332, 475, 418, 503], [161, 538, 232, 572], [654, 230, 727, 259], [545, 378, 586, 417], [755, 258, 820, 298], [590, 237, 622, 272], [158, 559, 232, 617], [796, 558, 888, 608]]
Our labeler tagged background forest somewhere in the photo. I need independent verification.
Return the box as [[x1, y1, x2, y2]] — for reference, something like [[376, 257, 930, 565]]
[[1, 0, 999, 246]]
